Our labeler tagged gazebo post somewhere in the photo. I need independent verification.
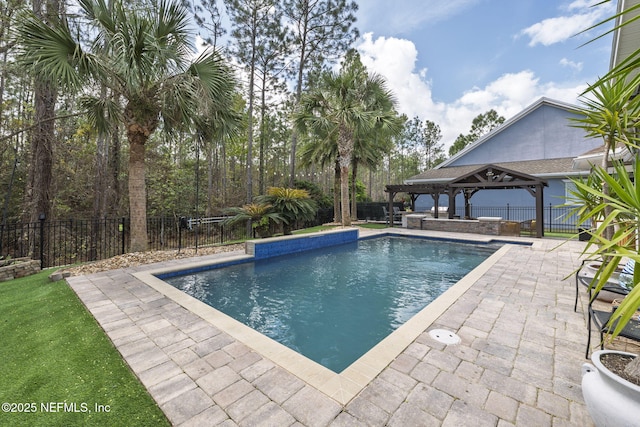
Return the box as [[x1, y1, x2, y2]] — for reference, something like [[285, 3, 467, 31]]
[[464, 189, 472, 219], [448, 190, 456, 219], [432, 193, 440, 218], [388, 191, 395, 228], [535, 184, 544, 238]]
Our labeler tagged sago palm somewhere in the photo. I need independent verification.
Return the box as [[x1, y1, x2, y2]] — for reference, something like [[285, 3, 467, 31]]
[[223, 203, 283, 238], [16, 0, 238, 251], [257, 187, 317, 234]]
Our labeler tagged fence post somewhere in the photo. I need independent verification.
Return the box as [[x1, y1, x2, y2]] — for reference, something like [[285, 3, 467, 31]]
[[39, 213, 45, 269], [178, 217, 183, 253], [506, 203, 510, 221]]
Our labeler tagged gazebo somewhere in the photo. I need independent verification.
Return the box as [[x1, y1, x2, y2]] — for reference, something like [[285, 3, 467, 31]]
[[385, 164, 548, 238]]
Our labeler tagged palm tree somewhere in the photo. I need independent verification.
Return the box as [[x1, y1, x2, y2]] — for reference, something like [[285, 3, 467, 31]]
[[298, 127, 341, 221], [350, 111, 397, 220], [17, 0, 238, 252], [294, 56, 401, 226]]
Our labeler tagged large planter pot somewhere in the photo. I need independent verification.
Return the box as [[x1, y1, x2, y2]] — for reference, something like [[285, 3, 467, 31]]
[[582, 350, 640, 426]]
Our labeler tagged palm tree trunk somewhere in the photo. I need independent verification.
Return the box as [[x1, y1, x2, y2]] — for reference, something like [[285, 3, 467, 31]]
[[340, 164, 351, 226], [351, 160, 358, 220], [338, 127, 354, 227], [128, 136, 147, 252], [333, 161, 340, 222]]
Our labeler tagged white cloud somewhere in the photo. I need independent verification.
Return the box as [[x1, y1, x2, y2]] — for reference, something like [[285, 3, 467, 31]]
[[357, 33, 443, 119], [357, 0, 479, 35], [560, 57, 584, 71], [357, 34, 588, 152], [519, 1, 615, 46], [520, 12, 602, 46]]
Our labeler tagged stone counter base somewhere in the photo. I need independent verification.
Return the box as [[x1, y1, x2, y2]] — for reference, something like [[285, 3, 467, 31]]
[[406, 215, 521, 237]]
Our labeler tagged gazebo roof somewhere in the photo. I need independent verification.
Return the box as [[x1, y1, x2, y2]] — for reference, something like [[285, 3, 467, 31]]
[[448, 164, 547, 190], [386, 164, 547, 195], [405, 158, 577, 183]]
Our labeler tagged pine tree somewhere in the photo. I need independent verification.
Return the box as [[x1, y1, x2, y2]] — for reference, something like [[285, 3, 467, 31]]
[[282, 0, 359, 185]]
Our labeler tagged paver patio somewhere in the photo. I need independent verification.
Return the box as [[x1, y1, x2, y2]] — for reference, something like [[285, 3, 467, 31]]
[[66, 228, 605, 426]]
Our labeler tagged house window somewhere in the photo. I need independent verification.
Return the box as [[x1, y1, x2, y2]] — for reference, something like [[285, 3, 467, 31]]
[[563, 179, 580, 205]]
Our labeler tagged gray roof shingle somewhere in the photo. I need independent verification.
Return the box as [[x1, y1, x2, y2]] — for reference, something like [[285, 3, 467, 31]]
[[406, 158, 582, 183]]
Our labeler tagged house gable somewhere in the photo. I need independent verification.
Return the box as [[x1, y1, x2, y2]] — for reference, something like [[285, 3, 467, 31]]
[[439, 98, 601, 169]]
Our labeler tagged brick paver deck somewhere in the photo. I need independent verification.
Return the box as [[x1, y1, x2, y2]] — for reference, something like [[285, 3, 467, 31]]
[[66, 229, 599, 426]]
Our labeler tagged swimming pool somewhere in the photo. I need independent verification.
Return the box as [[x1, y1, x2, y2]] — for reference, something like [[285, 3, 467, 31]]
[[163, 236, 499, 372]]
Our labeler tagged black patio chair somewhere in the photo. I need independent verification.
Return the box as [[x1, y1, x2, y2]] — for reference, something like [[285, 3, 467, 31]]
[[585, 283, 640, 359], [574, 259, 627, 312], [382, 207, 402, 225]]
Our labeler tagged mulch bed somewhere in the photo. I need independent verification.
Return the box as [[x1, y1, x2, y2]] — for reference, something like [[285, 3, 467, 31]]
[[59, 244, 245, 277]]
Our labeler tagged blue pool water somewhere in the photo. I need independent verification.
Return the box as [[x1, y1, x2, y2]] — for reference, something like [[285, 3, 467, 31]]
[[164, 236, 499, 372]]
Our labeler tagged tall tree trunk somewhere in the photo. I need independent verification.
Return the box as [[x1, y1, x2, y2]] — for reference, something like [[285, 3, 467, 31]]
[[289, 35, 306, 187], [109, 122, 121, 215], [206, 142, 214, 216], [259, 69, 267, 195], [340, 161, 350, 227], [221, 139, 227, 205], [333, 161, 340, 222], [128, 135, 147, 252], [27, 0, 59, 226], [338, 127, 353, 227], [123, 96, 157, 252], [25, 0, 60, 266], [350, 160, 358, 220], [90, 85, 109, 260]]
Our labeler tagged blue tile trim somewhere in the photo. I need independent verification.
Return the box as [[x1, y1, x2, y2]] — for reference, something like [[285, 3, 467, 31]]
[[156, 229, 359, 279], [252, 229, 358, 260], [358, 232, 532, 247]]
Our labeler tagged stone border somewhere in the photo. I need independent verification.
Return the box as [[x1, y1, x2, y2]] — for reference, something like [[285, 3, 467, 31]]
[[0, 258, 40, 282], [134, 232, 512, 405]]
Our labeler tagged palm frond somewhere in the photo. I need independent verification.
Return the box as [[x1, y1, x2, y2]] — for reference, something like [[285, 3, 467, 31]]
[[16, 10, 94, 89]]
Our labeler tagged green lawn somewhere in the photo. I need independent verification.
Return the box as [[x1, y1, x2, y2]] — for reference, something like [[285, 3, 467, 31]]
[[356, 223, 388, 229], [292, 225, 338, 234], [0, 270, 169, 427]]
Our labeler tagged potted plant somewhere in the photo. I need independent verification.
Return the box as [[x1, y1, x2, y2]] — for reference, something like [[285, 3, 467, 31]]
[[567, 3, 640, 422], [582, 350, 640, 426], [569, 160, 640, 426]]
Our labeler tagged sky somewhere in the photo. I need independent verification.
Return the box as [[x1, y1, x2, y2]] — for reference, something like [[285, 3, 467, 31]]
[[353, 0, 617, 152]]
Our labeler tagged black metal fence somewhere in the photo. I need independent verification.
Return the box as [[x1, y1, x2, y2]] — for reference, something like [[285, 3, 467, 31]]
[[0, 207, 335, 269], [356, 202, 405, 221], [0, 204, 583, 269], [0, 216, 250, 269]]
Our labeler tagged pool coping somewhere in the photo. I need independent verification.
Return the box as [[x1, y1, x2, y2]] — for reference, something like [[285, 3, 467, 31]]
[[133, 229, 517, 405]]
